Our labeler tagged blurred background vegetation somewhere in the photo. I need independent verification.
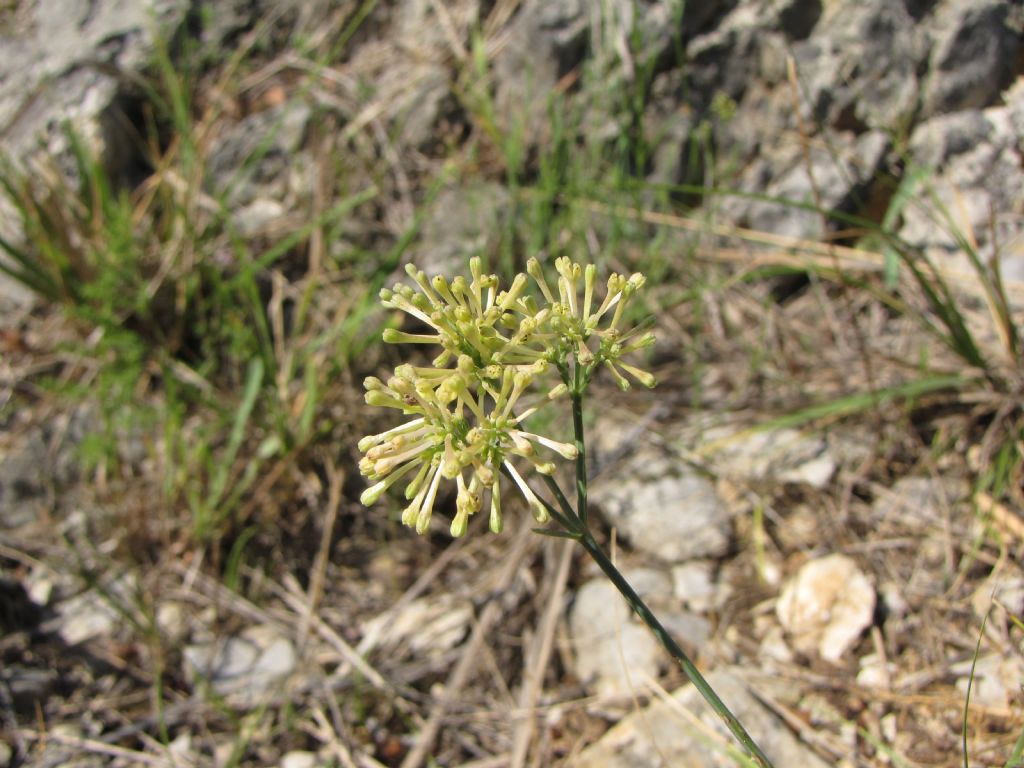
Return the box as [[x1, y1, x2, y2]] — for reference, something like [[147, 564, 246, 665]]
[[0, 1, 1022, 765]]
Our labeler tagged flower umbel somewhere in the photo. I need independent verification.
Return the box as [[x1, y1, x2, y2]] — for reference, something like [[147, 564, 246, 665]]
[[359, 257, 653, 536]]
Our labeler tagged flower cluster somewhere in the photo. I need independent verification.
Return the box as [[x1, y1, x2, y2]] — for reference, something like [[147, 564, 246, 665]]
[[359, 257, 655, 536]]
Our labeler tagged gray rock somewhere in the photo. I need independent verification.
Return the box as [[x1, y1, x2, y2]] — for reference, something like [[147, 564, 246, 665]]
[[644, 79, 699, 188], [0, 0, 188, 162], [0, 0, 286, 311], [671, 561, 717, 612], [661, 610, 713, 652], [906, 109, 992, 170], [792, 0, 922, 130], [700, 426, 836, 489], [954, 654, 1023, 709], [379, 61, 453, 149], [184, 625, 297, 705], [411, 183, 511, 277], [687, 3, 775, 105], [206, 102, 312, 207], [573, 667, 830, 767], [193, 0, 304, 48], [492, 0, 587, 142], [870, 475, 965, 530], [328, 0, 473, 152], [922, 0, 1022, 116], [567, 564, 714, 700], [591, 450, 732, 563], [900, 88, 1024, 292], [56, 592, 120, 646], [730, 129, 889, 241], [585, 0, 686, 85], [568, 578, 662, 697], [0, 409, 99, 529], [621, 566, 674, 604], [53, 574, 138, 645]]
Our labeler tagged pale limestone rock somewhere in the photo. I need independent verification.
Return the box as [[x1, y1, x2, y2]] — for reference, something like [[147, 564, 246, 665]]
[[776, 554, 875, 663], [573, 668, 830, 768], [361, 594, 471, 656]]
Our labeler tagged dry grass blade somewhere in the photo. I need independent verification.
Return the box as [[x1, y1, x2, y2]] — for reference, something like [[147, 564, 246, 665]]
[[509, 538, 575, 768], [400, 523, 536, 768], [975, 493, 1024, 543], [278, 574, 395, 698], [576, 196, 1024, 304], [297, 458, 344, 652], [19, 729, 170, 766]]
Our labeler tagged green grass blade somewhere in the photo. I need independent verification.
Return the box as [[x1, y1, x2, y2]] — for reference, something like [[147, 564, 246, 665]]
[[963, 607, 990, 768], [735, 373, 970, 435], [1006, 729, 1024, 768], [208, 357, 264, 510]]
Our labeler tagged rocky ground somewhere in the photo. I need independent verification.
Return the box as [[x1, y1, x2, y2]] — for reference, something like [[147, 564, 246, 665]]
[[1, 1, 1023, 766]]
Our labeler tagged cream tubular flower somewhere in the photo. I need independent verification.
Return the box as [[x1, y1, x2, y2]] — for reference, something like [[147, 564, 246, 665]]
[[509, 429, 578, 460], [503, 460, 549, 523], [488, 485, 503, 534]]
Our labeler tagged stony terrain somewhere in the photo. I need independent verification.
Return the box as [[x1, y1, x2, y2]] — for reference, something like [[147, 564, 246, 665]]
[[1, 1, 1023, 767]]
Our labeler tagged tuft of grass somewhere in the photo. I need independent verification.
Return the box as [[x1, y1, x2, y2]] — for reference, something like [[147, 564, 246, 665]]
[[0, 18, 387, 551]]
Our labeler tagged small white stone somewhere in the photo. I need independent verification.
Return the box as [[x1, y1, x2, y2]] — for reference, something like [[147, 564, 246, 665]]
[[156, 601, 189, 644], [776, 554, 875, 663], [232, 198, 286, 236], [856, 653, 895, 689], [184, 625, 296, 705], [280, 751, 319, 768], [621, 567, 673, 604], [954, 654, 1023, 709], [26, 567, 54, 606], [759, 625, 794, 663], [568, 579, 661, 697], [671, 561, 716, 612], [57, 592, 117, 645], [166, 733, 193, 767], [704, 427, 836, 489]]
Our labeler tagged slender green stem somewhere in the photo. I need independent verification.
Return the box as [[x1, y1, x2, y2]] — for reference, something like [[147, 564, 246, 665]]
[[576, 531, 774, 768], [528, 363, 773, 765], [554, 381, 775, 768], [571, 388, 588, 527], [542, 473, 577, 521]]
